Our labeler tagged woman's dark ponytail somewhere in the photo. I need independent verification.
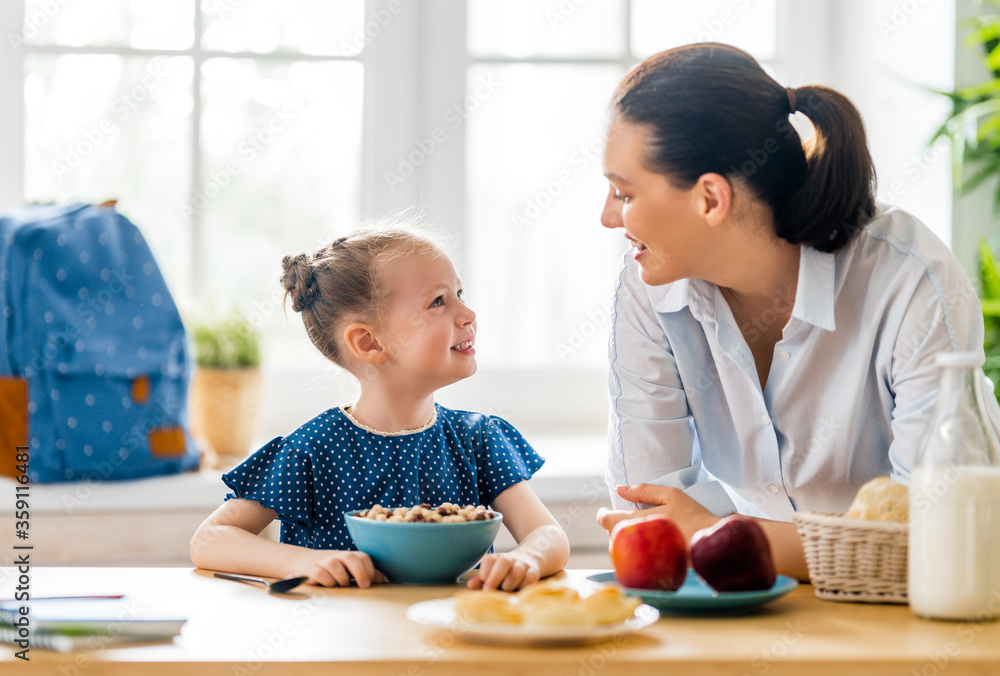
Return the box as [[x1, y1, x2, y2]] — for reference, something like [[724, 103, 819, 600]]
[[613, 43, 876, 253], [774, 86, 876, 252]]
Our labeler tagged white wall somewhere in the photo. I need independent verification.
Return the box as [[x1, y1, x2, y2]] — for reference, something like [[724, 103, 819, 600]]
[[783, 0, 956, 249], [0, 0, 25, 211]]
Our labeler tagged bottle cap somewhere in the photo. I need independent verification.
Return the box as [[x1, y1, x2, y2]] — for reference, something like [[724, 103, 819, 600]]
[[934, 351, 984, 368]]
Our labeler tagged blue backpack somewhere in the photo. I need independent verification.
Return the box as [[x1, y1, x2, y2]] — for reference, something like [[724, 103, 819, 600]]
[[0, 202, 199, 482]]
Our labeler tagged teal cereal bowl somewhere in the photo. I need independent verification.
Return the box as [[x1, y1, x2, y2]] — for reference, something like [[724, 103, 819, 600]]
[[344, 509, 503, 584]]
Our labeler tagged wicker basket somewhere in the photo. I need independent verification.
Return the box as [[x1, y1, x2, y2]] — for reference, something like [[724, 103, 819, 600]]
[[793, 511, 908, 604], [190, 367, 262, 468]]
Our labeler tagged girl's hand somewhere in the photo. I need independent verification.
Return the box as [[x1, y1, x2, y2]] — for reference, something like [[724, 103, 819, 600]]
[[467, 551, 542, 592], [303, 551, 386, 588], [596, 484, 719, 542]]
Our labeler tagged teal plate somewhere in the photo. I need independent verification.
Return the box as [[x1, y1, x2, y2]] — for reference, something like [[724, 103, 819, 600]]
[[586, 571, 798, 614]]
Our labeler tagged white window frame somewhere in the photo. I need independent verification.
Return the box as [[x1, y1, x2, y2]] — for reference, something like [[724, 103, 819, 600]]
[[385, 0, 811, 436], [6, 0, 960, 443], [0, 0, 821, 440]]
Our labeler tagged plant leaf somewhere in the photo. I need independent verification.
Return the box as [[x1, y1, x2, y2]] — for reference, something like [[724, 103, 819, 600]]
[[980, 238, 1000, 301]]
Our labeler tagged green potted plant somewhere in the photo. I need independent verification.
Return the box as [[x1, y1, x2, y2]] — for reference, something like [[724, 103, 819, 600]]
[[978, 239, 1000, 402], [936, 1, 1000, 208], [188, 314, 263, 468], [935, 2, 1000, 402]]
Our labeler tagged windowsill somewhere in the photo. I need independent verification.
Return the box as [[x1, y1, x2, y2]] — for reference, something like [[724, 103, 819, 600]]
[[520, 433, 608, 503]]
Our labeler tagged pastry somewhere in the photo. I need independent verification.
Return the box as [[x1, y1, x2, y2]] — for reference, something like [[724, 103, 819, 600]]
[[583, 586, 642, 624], [453, 590, 521, 624], [845, 476, 909, 522], [452, 581, 641, 627]]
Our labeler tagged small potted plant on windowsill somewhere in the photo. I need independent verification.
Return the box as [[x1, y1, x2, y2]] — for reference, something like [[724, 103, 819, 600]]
[[188, 313, 262, 469]]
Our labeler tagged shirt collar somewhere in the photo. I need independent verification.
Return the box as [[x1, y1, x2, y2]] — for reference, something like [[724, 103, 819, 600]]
[[651, 246, 836, 331], [653, 277, 718, 322], [792, 246, 836, 331]]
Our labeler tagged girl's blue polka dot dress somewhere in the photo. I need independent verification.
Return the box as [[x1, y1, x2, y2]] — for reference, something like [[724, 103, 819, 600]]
[[221, 403, 544, 550]]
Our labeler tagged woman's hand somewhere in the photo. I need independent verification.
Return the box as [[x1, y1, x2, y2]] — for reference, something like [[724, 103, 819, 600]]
[[302, 550, 386, 588], [596, 484, 719, 542], [467, 551, 541, 592], [597, 484, 811, 580]]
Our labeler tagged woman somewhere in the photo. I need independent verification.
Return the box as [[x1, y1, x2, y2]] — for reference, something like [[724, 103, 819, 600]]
[[595, 43, 989, 580]]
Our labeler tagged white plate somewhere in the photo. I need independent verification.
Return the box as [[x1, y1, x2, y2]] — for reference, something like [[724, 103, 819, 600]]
[[405, 598, 660, 646]]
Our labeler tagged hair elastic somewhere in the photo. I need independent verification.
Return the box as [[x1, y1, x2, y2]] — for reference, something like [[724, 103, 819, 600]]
[[786, 86, 797, 114]]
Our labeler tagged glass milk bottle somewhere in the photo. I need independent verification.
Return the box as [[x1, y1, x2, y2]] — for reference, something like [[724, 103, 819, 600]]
[[909, 351, 1000, 620]]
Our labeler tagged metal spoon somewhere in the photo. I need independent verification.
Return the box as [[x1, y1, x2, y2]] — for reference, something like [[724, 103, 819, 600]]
[[213, 572, 309, 594]]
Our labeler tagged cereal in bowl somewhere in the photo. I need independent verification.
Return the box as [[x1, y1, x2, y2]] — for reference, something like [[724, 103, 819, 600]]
[[357, 502, 495, 523]]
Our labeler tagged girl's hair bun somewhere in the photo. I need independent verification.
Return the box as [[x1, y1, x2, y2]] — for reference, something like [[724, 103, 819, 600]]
[[280, 220, 449, 369], [280, 252, 320, 313]]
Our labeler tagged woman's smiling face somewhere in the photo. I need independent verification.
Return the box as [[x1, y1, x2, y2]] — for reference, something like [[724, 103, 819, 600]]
[[601, 117, 712, 287]]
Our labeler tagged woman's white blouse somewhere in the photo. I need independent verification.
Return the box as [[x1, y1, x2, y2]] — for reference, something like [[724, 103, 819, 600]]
[[607, 205, 996, 521]]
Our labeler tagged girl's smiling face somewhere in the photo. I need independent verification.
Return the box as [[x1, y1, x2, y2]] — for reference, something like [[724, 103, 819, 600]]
[[601, 117, 713, 287], [377, 251, 477, 390]]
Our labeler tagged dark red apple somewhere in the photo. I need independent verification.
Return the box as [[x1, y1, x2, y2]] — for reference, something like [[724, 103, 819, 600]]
[[690, 515, 776, 592], [609, 514, 688, 591]]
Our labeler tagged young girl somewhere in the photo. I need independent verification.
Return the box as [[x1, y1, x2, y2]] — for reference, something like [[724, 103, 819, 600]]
[[190, 227, 570, 591]]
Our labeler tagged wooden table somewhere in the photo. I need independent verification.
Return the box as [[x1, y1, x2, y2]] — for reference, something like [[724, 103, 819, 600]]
[[1, 567, 999, 675]]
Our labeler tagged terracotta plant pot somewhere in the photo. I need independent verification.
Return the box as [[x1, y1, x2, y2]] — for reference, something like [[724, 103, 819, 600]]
[[190, 367, 262, 468]]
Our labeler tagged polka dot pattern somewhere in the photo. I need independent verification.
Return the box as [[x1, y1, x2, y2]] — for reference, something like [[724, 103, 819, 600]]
[[222, 404, 544, 551], [1, 203, 199, 482]]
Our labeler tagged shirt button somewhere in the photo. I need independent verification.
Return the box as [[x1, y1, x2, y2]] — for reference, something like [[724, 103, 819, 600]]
[[779, 350, 790, 361], [768, 484, 779, 494], [761, 413, 771, 425]]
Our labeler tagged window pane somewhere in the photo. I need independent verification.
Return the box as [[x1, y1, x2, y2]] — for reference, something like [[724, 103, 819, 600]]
[[630, 0, 777, 61], [201, 0, 366, 56], [24, 54, 194, 299], [198, 58, 363, 363], [466, 64, 628, 370], [21, 0, 194, 49], [467, 0, 625, 58]]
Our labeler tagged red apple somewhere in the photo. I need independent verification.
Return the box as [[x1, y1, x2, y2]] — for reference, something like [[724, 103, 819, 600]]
[[609, 514, 688, 591], [690, 515, 776, 592]]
